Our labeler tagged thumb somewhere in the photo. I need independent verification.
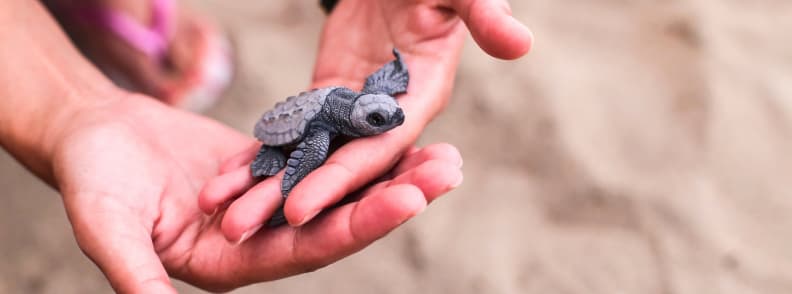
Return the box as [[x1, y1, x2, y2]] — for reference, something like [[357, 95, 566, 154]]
[[451, 0, 534, 59], [66, 198, 177, 294]]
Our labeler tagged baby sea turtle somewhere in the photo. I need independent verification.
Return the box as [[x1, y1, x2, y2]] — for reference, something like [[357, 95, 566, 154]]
[[252, 49, 409, 226]]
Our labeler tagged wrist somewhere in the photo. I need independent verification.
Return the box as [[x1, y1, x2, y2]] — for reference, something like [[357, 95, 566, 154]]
[[0, 84, 125, 184]]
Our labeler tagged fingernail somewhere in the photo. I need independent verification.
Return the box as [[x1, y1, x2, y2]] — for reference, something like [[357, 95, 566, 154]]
[[296, 209, 322, 226], [451, 173, 464, 189], [235, 224, 263, 246], [416, 203, 427, 215], [403, 204, 427, 224]]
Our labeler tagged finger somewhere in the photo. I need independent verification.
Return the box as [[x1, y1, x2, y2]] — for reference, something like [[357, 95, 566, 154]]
[[220, 177, 283, 244], [291, 184, 427, 270], [284, 141, 460, 226], [282, 129, 416, 226], [219, 142, 260, 173], [324, 146, 465, 205], [391, 143, 462, 176], [451, 0, 533, 59], [383, 159, 463, 203], [198, 165, 257, 214], [350, 157, 464, 206], [68, 198, 177, 294]]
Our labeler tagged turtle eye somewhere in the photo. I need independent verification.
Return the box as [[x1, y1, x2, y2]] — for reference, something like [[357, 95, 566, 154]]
[[366, 112, 386, 126]]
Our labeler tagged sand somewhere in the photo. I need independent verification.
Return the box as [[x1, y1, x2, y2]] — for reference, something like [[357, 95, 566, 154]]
[[2, 1, 791, 293]]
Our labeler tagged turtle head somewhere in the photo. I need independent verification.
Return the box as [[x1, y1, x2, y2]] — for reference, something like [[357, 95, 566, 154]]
[[347, 93, 405, 136]]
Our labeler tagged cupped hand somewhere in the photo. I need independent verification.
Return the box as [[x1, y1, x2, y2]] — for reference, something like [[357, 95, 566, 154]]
[[303, 0, 531, 226], [199, 0, 531, 228], [54, 96, 462, 292]]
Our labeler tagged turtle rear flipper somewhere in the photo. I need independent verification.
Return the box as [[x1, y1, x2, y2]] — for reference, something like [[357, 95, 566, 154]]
[[251, 146, 287, 177], [268, 208, 287, 227], [362, 49, 409, 96]]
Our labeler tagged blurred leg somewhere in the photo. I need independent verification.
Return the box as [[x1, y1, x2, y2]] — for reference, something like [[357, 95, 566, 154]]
[[43, 0, 232, 111]]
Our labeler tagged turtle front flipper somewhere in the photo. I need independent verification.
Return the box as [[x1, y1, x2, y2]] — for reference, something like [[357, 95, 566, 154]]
[[282, 128, 334, 198], [267, 128, 334, 226], [251, 146, 287, 177], [361, 49, 409, 96]]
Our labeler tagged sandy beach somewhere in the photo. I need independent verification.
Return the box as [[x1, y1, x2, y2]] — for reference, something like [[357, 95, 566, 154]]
[[2, 1, 791, 293]]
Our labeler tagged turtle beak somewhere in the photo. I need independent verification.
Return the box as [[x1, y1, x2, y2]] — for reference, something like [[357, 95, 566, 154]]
[[393, 108, 405, 126]]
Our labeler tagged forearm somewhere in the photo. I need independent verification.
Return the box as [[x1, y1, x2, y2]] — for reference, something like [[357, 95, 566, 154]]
[[0, 0, 120, 182]]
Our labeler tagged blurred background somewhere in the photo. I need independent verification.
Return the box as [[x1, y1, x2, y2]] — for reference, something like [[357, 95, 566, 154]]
[[3, 0, 792, 293]]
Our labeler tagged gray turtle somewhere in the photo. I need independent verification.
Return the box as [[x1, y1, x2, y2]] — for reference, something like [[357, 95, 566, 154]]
[[251, 49, 409, 226]]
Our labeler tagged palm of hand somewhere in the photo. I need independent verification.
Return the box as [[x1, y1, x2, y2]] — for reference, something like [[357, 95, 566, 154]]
[[55, 97, 461, 292], [54, 98, 253, 290]]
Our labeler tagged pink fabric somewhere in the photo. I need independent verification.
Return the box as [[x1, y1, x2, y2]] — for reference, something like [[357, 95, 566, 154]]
[[151, 0, 174, 39], [70, 0, 172, 61]]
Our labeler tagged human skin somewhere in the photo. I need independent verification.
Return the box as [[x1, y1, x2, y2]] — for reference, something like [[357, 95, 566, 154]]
[[201, 0, 533, 245], [0, 1, 466, 293], [0, 0, 530, 292]]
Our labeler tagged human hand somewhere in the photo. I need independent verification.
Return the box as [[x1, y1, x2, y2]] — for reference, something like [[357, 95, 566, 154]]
[[53, 96, 462, 292], [218, 0, 531, 226]]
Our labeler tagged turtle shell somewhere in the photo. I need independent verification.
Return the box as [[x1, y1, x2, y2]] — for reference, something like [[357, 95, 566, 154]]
[[254, 87, 340, 146]]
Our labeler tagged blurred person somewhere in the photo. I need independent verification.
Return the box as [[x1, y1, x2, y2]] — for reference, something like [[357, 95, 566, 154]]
[[42, 0, 233, 111], [0, 0, 531, 293]]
